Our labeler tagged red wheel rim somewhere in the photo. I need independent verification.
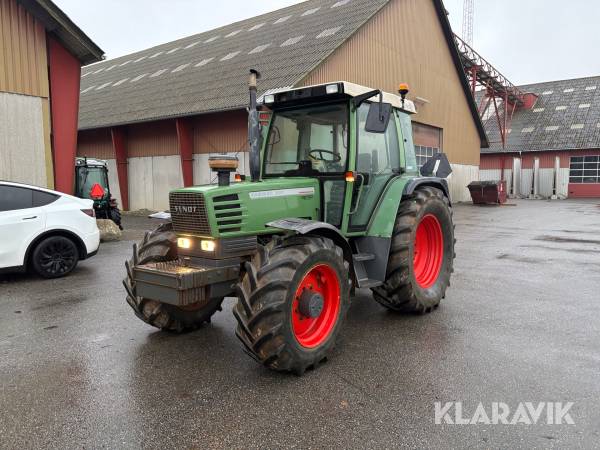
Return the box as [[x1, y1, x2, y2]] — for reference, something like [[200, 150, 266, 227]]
[[413, 214, 444, 289], [292, 264, 341, 349]]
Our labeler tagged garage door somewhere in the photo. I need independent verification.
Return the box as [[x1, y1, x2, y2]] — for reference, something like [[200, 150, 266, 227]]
[[412, 122, 442, 168], [568, 155, 600, 198]]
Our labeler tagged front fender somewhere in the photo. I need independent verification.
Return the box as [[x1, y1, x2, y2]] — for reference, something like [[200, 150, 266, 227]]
[[266, 218, 352, 263]]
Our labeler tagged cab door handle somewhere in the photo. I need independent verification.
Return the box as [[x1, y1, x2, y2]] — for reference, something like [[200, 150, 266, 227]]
[[22, 216, 38, 220]]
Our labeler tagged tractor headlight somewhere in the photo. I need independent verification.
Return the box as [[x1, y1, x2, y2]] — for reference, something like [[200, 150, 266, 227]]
[[177, 238, 192, 249], [263, 94, 275, 104], [200, 240, 216, 252]]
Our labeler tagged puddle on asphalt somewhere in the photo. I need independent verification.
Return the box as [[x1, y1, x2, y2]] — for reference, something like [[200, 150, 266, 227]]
[[534, 235, 600, 245], [496, 253, 544, 264], [520, 244, 599, 255]]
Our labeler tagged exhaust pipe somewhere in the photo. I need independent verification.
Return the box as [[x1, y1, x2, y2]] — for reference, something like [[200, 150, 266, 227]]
[[248, 69, 261, 182]]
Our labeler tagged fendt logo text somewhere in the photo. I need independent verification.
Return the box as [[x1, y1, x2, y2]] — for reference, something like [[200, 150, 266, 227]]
[[434, 402, 575, 425], [173, 206, 197, 214]]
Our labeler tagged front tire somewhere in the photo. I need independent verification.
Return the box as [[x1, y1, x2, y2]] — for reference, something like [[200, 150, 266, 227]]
[[123, 222, 223, 332], [373, 187, 455, 313], [32, 236, 79, 279], [234, 236, 350, 375]]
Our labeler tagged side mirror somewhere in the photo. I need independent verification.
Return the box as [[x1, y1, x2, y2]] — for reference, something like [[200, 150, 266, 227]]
[[365, 101, 392, 133]]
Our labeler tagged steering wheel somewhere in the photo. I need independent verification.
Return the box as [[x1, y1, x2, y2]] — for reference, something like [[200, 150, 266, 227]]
[[309, 149, 342, 163]]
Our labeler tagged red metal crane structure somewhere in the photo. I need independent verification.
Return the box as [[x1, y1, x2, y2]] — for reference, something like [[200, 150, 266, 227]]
[[454, 34, 533, 148]]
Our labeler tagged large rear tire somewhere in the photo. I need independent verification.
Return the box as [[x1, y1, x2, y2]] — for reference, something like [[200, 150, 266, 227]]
[[109, 206, 123, 230], [373, 187, 455, 313], [123, 222, 223, 332], [234, 236, 350, 375]]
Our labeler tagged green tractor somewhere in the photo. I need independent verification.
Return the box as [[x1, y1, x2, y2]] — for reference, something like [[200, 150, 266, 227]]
[[75, 157, 122, 229], [124, 71, 455, 375]]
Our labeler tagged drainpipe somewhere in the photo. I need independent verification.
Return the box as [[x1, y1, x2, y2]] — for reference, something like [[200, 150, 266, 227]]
[[519, 152, 523, 197], [176, 118, 194, 187]]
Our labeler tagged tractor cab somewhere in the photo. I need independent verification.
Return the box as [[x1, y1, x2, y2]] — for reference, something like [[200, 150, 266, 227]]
[[75, 157, 122, 229], [261, 82, 419, 231], [75, 158, 110, 200]]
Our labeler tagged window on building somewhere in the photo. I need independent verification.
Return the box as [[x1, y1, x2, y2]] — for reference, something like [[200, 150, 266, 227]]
[[415, 146, 440, 168], [569, 156, 600, 184], [412, 122, 442, 168]]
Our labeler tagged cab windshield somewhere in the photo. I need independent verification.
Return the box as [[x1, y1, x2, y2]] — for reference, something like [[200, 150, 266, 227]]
[[264, 103, 349, 176], [76, 167, 109, 199]]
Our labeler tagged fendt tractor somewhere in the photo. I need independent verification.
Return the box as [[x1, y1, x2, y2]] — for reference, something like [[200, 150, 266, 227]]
[[75, 157, 123, 229], [124, 71, 455, 375]]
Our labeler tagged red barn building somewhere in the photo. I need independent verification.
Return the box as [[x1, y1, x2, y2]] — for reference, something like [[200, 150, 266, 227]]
[[0, 0, 104, 192], [480, 76, 600, 199]]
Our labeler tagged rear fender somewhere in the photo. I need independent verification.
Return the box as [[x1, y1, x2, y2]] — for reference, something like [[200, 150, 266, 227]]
[[367, 176, 450, 239], [403, 177, 451, 205]]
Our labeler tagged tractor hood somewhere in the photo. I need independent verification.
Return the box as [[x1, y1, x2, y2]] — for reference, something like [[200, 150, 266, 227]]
[[169, 178, 321, 238]]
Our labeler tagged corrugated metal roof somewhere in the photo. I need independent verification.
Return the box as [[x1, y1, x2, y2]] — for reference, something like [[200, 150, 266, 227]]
[[482, 75, 600, 153], [79, 0, 390, 130]]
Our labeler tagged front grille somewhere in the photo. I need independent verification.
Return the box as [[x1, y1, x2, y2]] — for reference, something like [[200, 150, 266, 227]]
[[213, 194, 243, 234], [222, 236, 257, 256], [169, 192, 211, 235]]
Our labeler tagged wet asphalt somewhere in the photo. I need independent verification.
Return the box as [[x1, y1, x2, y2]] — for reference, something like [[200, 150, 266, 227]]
[[1, 200, 599, 449]]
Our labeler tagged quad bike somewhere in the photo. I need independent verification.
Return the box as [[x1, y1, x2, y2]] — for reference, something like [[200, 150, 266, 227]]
[[124, 72, 455, 375]]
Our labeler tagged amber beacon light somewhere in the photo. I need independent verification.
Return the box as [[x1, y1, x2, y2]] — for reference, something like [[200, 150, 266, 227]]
[[398, 83, 410, 107]]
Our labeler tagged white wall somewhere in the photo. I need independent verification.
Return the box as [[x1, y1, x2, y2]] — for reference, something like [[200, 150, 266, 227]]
[[101, 153, 249, 212], [482, 163, 569, 200], [193, 152, 249, 186], [535, 168, 569, 199], [128, 156, 183, 211], [538, 169, 555, 198], [449, 164, 479, 203], [521, 169, 534, 197], [556, 168, 569, 198], [0, 92, 47, 187], [480, 169, 513, 196]]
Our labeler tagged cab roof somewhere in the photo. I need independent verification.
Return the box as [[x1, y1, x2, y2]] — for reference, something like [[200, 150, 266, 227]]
[[262, 81, 417, 114], [75, 157, 108, 167]]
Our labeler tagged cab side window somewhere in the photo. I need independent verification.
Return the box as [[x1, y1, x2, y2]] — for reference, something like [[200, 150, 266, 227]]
[[0, 186, 34, 212]]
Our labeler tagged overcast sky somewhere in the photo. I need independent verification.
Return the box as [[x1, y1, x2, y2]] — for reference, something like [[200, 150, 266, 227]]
[[58, 0, 600, 86]]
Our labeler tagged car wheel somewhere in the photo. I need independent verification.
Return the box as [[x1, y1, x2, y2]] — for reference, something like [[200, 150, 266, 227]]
[[32, 236, 80, 279]]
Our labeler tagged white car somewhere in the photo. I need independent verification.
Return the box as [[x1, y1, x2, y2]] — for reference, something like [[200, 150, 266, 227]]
[[0, 181, 100, 278]]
